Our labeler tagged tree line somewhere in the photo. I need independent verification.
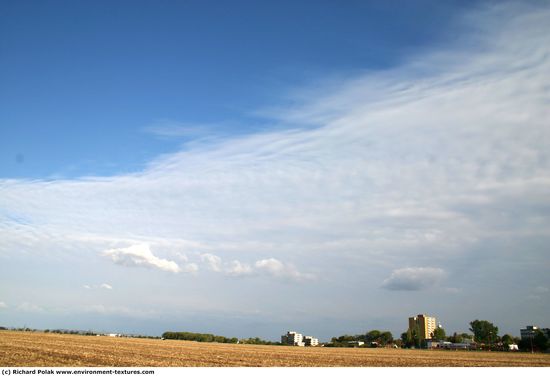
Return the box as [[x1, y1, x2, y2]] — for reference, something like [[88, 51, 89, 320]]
[[162, 331, 282, 345], [326, 330, 394, 347], [162, 331, 239, 343]]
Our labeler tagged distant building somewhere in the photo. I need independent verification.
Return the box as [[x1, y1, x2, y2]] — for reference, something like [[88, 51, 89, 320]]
[[426, 340, 473, 350], [408, 314, 437, 340], [347, 341, 364, 347], [521, 325, 539, 340], [521, 325, 550, 340], [304, 336, 319, 347], [281, 331, 319, 346], [281, 331, 304, 346]]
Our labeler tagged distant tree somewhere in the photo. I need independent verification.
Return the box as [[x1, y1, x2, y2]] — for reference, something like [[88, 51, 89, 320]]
[[469, 320, 498, 345], [338, 335, 357, 342], [447, 332, 459, 343], [501, 334, 514, 346], [381, 331, 394, 345], [162, 331, 246, 344], [448, 332, 473, 343], [533, 330, 549, 351], [364, 330, 393, 346], [432, 327, 446, 341], [402, 327, 420, 348], [366, 330, 381, 342]]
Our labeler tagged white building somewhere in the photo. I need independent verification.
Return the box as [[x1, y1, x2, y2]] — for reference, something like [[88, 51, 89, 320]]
[[304, 336, 319, 347], [281, 331, 304, 346]]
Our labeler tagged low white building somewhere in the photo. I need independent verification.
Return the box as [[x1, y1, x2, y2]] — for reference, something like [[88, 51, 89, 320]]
[[304, 336, 319, 347], [282, 331, 319, 346]]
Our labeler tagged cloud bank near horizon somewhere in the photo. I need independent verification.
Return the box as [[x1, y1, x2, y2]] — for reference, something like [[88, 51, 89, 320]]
[[0, 2, 549, 335]]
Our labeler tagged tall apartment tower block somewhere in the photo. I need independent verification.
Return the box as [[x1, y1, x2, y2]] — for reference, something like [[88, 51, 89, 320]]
[[408, 314, 437, 340]]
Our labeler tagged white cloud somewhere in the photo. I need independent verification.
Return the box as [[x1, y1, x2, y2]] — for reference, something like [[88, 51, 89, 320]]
[[200, 253, 222, 272], [381, 267, 446, 291], [102, 244, 181, 273], [196, 253, 312, 280], [254, 258, 314, 281], [197, 254, 312, 280], [225, 260, 253, 277], [175, 252, 189, 262], [0, 301, 7, 309], [83, 283, 113, 290], [182, 263, 199, 274]]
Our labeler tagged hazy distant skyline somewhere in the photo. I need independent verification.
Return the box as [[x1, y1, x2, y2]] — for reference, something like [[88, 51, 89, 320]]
[[1, 1, 549, 341]]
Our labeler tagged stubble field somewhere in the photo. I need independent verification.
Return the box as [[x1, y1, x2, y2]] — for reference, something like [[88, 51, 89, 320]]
[[1, 331, 549, 367]]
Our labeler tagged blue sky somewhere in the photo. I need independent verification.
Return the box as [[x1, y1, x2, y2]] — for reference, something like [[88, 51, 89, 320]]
[[1, 1, 550, 341], [1, 0, 471, 178]]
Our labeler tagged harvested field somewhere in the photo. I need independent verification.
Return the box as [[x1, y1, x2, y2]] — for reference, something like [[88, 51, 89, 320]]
[[1, 331, 549, 367]]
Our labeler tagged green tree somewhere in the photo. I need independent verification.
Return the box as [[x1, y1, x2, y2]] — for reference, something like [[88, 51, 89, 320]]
[[379, 331, 393, 345], [533, 330, 549, 351], [469, 320, 498, 345], [501, 334, 514, 346], [432, 327, 446, 341], [365, 330, 393, 345], [366, 330, 381, 342], [402, 327, 420, 348], [446, 332, 457, 343]]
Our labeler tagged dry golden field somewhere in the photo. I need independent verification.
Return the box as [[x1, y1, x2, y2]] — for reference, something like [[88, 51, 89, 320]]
[[1, 330, 549, 367]]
